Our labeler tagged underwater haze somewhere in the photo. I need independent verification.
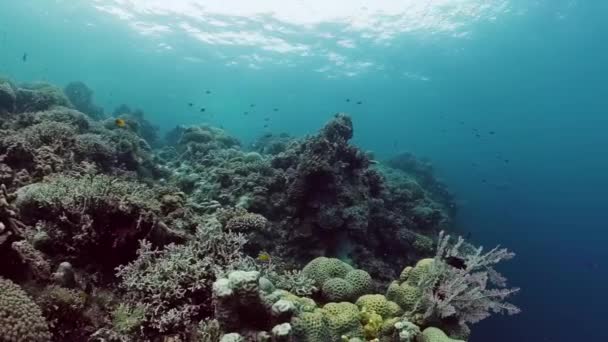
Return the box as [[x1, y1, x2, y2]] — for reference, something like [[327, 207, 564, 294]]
[[1, 0, 607, 341]]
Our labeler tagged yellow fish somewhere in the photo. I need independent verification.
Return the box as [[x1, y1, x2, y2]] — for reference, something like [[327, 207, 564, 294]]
[[257, 251, 271, 263], [115, 118, 127, 128]]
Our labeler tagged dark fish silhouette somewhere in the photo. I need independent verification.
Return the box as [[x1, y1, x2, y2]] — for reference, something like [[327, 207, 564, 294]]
[[22, 53, 27, 62], [250, 104, 256, 107], [188, 102, 193, 107], [445, 256, 467, 270], [263, 124, 269, 128], [273, 108, 278, 111], [504, 159, 510, 163], [475, 134, 481, 138], [243, 111, 248, 115], [489, 131, 496, 135], [200, 108, 206, 112], [346, 98, 351, 102], [264, 117, 270, 121], [356, 101, 362, 105], [205, 90, 211, 94]]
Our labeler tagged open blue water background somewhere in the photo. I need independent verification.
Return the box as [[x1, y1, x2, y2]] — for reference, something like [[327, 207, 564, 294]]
[[1, 1, 607, 340]]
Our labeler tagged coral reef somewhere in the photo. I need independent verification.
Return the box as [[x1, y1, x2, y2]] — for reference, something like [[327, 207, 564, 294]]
[[0, 77, 520, 341], [64, 81, 105, 120]]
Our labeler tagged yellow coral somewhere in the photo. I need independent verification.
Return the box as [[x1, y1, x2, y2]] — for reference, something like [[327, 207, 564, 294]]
[[360, 306, 383, 340]]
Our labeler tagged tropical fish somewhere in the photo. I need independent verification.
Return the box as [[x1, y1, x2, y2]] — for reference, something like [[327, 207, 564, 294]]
[[445, 256, 466, 270], [22, 53, 27, 62], [257, 251, 271, 263], [115, 118, 127, 128]]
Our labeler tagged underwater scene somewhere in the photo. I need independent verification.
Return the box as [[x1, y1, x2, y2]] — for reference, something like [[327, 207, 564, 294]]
[[0, 0, 606, 341]]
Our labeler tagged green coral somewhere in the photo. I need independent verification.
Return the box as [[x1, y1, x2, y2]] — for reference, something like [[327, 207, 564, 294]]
[[386, 281, 422, 313], [322, 302, 363, 341], [302, 257, 374, 302], [359, 306, 383, 340], [0, 277, 52, 342], [302, 257, 354, 287], [387, 258, 435, 313], [344, 269, 373, 298], [403, 258, 435, 286], [355, 294, 401, 319], [112, 303, 146, 335], [322, 278, 355, 302], [292, 310, 331, 342], [419, 327, 466, 342]]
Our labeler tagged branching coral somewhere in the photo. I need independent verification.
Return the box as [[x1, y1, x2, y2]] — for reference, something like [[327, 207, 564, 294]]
[[14, 174, 171, 273], [115, 227, 249, 336]]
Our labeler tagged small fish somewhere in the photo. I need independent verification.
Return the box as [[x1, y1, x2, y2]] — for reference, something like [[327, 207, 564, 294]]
[[369, 160, 379, 165], [459, 121, 464, 125], [273, 108, 278, 111], [200, 108, 206, 112], [115, 118, 127, 128], [205, 90, 211, 94], [346, 98, 351, 102], [188, 102, 193, 107], [475, 134, 481, 138], [264, 117, 270, 121], [257, 251, 271, 263], [445, 256, 467, 270], [504, 159, 510, 164], [250, 104, 256, 107], [243, 111, 248, 115], [356, 101, 362, 105], [263, 124, 269, 128], [489, 131, 496, 135], [22, 53, 27, 62], [481, 179, 487, 183]]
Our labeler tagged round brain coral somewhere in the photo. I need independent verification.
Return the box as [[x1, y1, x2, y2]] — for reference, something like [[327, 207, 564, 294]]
[[419, 327, 466, 342], [322, 302, 363, 340], [344, 269, 372, 298], [301, 257, 353, 287], [291, 310, 331, 341], [0, 277, 52, 342], [386, 281, 422, 313], [322, 277, 354, 302], [355, 294, 398, 319], [404, 258, 435, 286]]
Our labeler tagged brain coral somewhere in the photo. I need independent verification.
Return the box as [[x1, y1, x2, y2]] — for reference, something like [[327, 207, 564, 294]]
[[419, 327, 466, 342], [0, 277, 52, 342]]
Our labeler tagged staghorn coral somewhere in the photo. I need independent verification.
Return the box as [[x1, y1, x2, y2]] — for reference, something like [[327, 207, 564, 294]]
[[115, 227, 249, 336], [0, 277, 52, 342]]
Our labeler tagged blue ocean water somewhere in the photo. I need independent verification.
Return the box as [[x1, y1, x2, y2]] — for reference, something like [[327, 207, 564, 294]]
[[1, 0, 607, 340]]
